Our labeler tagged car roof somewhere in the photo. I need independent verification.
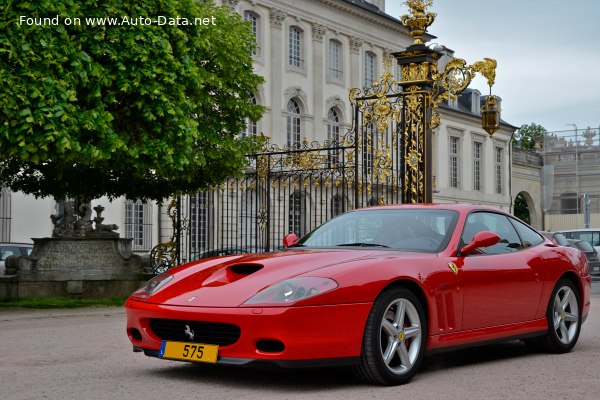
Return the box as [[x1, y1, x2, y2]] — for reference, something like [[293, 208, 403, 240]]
[[356, 203, 504, 213], [558, 228, 600, 232]]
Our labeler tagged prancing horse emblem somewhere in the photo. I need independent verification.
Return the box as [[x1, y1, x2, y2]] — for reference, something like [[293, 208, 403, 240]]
[[448, 262, 459, 275], [184, 324, 195, 340]]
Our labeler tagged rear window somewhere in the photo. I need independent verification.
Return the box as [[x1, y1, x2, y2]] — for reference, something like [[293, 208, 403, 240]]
[[552, 233, 570, 246], [0, 246, 22, 261], [562, 231, 600, 247]]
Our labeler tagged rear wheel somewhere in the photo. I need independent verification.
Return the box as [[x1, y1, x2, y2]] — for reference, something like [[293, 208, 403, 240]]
[[526, 279, 581, 353], [355, 287, 426, 385]]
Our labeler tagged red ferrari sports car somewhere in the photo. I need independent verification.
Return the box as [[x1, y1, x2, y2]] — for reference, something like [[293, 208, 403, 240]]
[[125, 204, 591, 385]]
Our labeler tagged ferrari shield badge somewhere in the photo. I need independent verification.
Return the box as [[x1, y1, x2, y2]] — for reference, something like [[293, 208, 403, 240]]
[[448, 262, 459, 275]]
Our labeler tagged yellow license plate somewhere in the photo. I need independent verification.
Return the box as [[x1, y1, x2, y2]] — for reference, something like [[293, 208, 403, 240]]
[[159, 341, 219, 363]]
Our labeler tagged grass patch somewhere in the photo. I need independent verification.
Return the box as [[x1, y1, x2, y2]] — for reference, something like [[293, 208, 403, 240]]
[[0, 296, 128, 309]]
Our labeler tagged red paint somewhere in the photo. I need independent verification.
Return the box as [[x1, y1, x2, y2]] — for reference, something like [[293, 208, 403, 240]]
[[126, 204, 591, 366]]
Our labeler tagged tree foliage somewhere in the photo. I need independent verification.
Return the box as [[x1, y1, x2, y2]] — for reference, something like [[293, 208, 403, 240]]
[[513, 193, 530, 224], [513, 123, 547, 150], [0, 0, 264, 201]]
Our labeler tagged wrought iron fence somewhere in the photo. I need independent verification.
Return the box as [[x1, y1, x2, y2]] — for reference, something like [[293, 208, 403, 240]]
[[151, 73, 414, 271]]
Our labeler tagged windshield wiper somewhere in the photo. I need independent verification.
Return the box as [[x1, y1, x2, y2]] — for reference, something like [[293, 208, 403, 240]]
[[336, 242, 389, 248]]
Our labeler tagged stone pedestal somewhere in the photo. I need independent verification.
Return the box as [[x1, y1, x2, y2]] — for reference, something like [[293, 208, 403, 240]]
[[6, 237, 152, 298]]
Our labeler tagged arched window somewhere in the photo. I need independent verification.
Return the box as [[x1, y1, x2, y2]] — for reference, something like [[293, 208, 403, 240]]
[[364, 51, 376, 87], [327, 108, 340, 165], [288, 26, 303, 69], [243, 11, 260, 56], [328, 39, 343, 81], [243, 94, 258, 137], [327, 108, 340, 142], [287, 98, 301, 147]]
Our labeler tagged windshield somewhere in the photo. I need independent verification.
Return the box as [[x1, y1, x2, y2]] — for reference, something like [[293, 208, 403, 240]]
[[296, 209, 459, 253]]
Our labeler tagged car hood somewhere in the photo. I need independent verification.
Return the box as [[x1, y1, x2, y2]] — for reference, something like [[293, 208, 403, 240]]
[[146, 248, 412, 307]]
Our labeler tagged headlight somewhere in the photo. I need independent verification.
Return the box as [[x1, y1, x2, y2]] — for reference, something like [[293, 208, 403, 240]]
[[130, 273, 173, 300], [243, 277, 338, 305]]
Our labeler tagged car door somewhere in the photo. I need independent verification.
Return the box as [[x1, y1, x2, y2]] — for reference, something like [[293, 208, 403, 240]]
[[458, 212, 544, 331]]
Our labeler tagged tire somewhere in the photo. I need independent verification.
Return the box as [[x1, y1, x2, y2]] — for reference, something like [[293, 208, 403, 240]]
[[354, 287, 427, 385], [527, 279, 581, 353]]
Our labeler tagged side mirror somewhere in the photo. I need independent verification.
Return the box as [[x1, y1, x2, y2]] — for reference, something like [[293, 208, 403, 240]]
[[460, 231, 500, 255], [282, 233, 299, 248]]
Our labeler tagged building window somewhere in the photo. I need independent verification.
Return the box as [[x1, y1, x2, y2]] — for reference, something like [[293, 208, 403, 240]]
[[0, 188, 10, 242], [471, 91, 481, 114], [560, 193, 578, 214], [327, 108, 340, 165], [331, 194, 344, 217], [362, 124, 375, 174], [242, 94, 258, 137], [448, 96, 459, 108], [328, 40, 343, 81], [449, 136, 460, 188], [243, 11, 260, 56], [364, 51, 376, 87], [473, 141, 482, 191], [495, 147, 504, 194], [124, 200, 152, 251], [287, 98, 301, 147], [288, 26, 303, 69], [190, 193, 208, 255], [289, 191, 305, 236], [239, 189, 257, 248]]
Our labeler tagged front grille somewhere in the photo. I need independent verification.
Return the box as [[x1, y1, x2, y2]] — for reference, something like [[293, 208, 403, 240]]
[[149, 319, 241, 346]]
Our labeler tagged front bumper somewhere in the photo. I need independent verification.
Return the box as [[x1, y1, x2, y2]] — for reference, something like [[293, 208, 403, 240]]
[[125, 299, 372, 366]]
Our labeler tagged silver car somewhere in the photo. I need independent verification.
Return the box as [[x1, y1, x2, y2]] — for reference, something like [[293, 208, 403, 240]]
[[0, 243, 33, 275]]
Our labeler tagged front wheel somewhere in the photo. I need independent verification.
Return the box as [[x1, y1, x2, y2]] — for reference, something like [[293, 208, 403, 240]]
[[354, 287, 427, 385], [527, 279, 581, 353]]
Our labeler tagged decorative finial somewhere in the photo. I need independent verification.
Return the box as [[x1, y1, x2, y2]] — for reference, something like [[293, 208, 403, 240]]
[[401, 0, 436, 45]]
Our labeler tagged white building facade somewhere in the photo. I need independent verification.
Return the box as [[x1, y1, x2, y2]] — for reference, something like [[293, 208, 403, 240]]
[[1, 0, 517, 254]]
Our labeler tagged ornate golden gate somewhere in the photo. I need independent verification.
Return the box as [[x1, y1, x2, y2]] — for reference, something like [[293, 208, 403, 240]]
[[151, 0, 501, 271]]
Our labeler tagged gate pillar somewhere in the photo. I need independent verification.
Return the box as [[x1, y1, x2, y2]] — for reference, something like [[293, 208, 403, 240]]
[[391, 0, 501, 204]]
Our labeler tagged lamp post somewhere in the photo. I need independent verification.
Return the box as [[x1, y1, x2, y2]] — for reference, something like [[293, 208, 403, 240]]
[[394, 0, 501, 203], [566, 123, 579, 213]]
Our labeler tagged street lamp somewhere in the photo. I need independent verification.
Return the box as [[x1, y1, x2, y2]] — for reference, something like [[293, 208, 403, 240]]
[[566, 123, 579, 213], [394, 0, 501, 203]]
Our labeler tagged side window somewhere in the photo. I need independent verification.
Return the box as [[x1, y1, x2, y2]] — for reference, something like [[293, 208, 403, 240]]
[[510, 218, 543, 249], [462, 212, 522, 255]]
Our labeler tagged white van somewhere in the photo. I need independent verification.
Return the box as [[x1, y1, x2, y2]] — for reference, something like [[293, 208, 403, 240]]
[[558, 229, 600, 254]]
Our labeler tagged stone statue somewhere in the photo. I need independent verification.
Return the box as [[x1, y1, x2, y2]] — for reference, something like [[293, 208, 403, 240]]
[[51, 200, 119, 238]]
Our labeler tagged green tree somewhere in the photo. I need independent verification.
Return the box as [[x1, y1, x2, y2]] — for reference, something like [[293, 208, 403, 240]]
[[514, 193, 530, 224], [0, 0, 264, 202], [513, 123, 546, 150]]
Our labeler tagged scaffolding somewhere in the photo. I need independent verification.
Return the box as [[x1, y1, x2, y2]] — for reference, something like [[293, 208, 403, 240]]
[[542, 126, 600, 230]]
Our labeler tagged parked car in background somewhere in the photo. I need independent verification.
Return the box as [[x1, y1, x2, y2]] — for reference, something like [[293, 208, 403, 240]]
[[559, 228, 600, 253], [0, 243, 33, 275], [540, 231, 570, 247], [567, 239, 600, 276]]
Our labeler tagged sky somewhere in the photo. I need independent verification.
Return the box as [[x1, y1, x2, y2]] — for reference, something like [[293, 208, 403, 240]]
[[385, 0, 600, 133]]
